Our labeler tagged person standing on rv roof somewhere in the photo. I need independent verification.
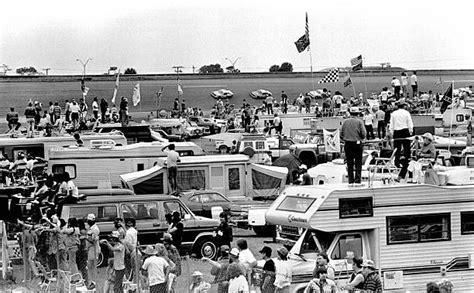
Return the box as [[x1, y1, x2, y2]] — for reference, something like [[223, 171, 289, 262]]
[[410, 71, 418, 98], [340, 107, 366, 185], [389, 101, 413, 182], [162, 143, 181, 194], [281, 91, 288, 114], [6, 107, 20, 131], [100, 98, 108, 123], [92, 97, 99, 120]]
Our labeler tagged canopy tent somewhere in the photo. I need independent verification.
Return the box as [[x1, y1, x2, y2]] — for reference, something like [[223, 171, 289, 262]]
[[249, 163, 288, 199], [120, 165, 165, 194]]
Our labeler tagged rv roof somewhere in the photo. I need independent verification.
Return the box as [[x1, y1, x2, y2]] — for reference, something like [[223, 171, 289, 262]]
[[63, 193, 176, 205], [156, 154, 249, 165]]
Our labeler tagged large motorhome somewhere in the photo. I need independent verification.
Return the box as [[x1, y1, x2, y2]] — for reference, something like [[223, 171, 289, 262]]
[[265, 167, 474, 292], [47, 141, 205, 188], [0, 133, 127, 160]]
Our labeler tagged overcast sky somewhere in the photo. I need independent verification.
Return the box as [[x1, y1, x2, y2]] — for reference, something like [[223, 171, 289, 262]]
[[1, 0, 474, 75]]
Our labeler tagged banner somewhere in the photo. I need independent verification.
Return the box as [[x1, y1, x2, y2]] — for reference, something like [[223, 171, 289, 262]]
[[323, 129, 341, 153], [344, 75, 352, 87], [440, 84, 453, 114], [132, 83, 141, 106]]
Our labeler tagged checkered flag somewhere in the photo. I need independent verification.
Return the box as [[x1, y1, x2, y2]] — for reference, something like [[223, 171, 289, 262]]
[[318, 68, 339, 84]]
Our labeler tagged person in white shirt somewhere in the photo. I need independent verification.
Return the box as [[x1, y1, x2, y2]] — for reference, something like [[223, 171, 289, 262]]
[[91, 97, 99, 120], [125, 218, 138, 281], [162, 144, 181, 193], [391, 77, 401, 100], [363, 109, 375, 140], [410, 71, 418, 98], [236, 239, 256, 277], [228, 263, 249, 293], [274, 247, 292, 293], [141, 245, 169, 293], [401, 72, 408, 97], [389, 101, 414, 181]]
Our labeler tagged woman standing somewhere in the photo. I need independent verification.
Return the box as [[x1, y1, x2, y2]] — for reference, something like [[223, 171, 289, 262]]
[[227, 263, 249, 293], [63, 217, 80, 274]]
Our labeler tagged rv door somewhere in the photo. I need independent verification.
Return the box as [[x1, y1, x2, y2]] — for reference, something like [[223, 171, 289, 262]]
[[210, 166, 225, 195], [327, 232, 370, 276]]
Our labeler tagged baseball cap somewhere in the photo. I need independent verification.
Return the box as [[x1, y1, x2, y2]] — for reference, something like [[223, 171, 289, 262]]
[[362, 259, 377, 270], [220, 245, 230, 253], [277, 247, 289, 257], [87, 213, 96, 221], [230, 248, 240, 257]]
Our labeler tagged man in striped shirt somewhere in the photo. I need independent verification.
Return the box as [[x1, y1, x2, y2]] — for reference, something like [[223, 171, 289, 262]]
[[362, 260, 382, 293]]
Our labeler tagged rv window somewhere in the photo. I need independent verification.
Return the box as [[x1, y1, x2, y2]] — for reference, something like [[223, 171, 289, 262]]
[[228, 168, 240, 190], [330, 234, 363, 260], [255, 141, 265, 150], [177, 169, 206, 190], [52, 164, 77, 179], [461, 211, 474, 235], [339, 197, 373, 218], [68, 205, 117, 222], [277, 196, 315, 213], [387, 213, 451, 244], [122, 202, 159, 220], [243, 141, 253, 148]]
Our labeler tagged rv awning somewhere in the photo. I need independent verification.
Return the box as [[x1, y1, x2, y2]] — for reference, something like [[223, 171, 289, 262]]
[[120, 166, 165, 194], [249, 164, 288, 199]]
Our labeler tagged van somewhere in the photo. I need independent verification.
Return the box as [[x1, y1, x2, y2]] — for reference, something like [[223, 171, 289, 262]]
[[60, 190, 220, 266]]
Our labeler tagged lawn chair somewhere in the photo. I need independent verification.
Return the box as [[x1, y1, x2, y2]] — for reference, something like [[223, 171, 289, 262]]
[[368, 148, 399, 186], [35, 261, 58, 292], [57, 269, 86, 293]]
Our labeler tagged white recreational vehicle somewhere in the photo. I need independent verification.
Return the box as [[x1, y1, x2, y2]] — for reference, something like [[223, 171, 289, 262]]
[[120, 154, 288, 200], [47, 141, 205, 188], [0, 133, 127, 160], [265, 170, 474, 292]]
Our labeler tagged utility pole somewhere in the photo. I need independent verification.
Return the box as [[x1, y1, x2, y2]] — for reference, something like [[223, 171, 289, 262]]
[[76, 58, 92, 77], [43, 68, 51, 75], [172, 66, 184, 100]]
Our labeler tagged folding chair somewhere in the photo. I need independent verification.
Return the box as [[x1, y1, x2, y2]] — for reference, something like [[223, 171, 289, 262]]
[[35, 261, 58, 292], [368, 148, 399, 186], [57, 269, 86, 293]]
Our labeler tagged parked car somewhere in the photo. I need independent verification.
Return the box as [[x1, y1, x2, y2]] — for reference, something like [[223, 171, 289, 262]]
[[184, 121, 207, 138], [189, 116, 221, 134], [249, 89, 272, 99], [176, 189, 272, 233], [211, 89, 234, 99], [306, 89, 324, 98], [60, 190, 220, 266], [153, 129, 185, 142]]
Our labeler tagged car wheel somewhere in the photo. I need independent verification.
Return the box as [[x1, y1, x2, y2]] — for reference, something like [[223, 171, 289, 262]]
[[97, 244, 108, 267], [195, 238, 217, 259], [219, 145, 229, 154]]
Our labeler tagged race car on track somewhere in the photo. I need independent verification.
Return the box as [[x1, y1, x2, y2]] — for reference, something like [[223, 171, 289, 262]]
[[306, 89, 324, 98], [210, 89, 234, 99], [249, 89, 272, 99]]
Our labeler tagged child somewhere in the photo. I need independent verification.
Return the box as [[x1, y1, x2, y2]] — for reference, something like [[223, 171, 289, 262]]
[[103, 258, 115, 293]]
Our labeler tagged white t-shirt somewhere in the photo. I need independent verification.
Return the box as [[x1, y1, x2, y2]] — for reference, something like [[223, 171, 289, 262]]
[[166, 150, 180, 168], [410, 74, 417, 85], [142, 255, 169, 286], [92, 101, 99, 111], [274, 259, 292, 288], [401, 76, 408, 86], [238, 249, 256, 271], [274, 117, 281, 127], [228, 275, 249, 293], [70, 103, 80, 113], [391, 79, 401, 87], [124, 227, 138, 249], [67, 180, 78, 198]]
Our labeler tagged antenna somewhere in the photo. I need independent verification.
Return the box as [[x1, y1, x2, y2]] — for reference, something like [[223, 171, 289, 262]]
[[43, 68, 51, 75]]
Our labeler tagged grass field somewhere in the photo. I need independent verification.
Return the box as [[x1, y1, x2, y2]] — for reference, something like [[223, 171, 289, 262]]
[[1, 73, 473, 119]]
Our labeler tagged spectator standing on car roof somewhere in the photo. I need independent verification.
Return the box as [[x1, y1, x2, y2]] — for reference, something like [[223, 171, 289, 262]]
[[214, 212, 233, 252], [281, 91, 288, 114], [162, 144, 181, 194], [265, 95, 274, 115]]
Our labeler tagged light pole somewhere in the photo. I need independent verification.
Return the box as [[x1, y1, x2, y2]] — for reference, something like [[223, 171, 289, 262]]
[[225, 57, 241, 73], [76, 58, 92, 77]]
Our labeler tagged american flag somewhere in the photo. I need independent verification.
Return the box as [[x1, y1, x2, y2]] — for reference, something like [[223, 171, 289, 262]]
[[351, 55, 363, 71], [318, 68, 339, 84], [295, 12, 310, 53]]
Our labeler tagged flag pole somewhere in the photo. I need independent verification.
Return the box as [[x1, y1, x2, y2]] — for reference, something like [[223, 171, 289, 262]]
[[361, 69, 369, 103], [309, 46, 315, 91], [346, 68, 357, 98]]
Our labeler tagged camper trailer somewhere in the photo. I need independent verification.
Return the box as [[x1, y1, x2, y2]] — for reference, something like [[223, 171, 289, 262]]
[[47, 141, 205, 188], [265, 174, 474, 291], [0, 133, 127, 160], [120, 154, 288, 200]]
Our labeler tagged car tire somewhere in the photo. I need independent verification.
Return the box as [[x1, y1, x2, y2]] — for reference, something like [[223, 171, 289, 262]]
[[195, 238, 217, 259], [219, 145, 229, 154], [97, 245, 108, 267]]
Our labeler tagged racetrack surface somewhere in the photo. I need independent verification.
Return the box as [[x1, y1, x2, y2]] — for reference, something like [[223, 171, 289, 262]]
[[1, 73, 473, 118]]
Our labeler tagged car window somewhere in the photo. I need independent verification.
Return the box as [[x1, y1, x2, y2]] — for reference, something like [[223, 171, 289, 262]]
[[121, 202, 159, 220], [188, 195, 201, 203], [68, 205, 117, 222], [201, 193, 228, 203], [163, 201, 188, 218]]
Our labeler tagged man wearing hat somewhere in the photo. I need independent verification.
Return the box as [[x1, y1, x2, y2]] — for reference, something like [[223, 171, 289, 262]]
[[362, 259, 382, 293], [189, 271, 211, 293], [101, 230, 126, 293], [85, 213, 100, 289], [417, 132, 436, 159], [298, 165, 312, 185], [162, 233, 181, 282], [204, 245, 231, 293], [274, 247, 292, 292], [389, 101, 413, 181], [341, 107, 367, 185], [141, 245, 169, 293], [259, 246, 276, 293]]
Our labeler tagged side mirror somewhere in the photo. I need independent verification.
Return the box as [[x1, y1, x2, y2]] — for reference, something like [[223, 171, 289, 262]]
[[184, 214, 191, 220]]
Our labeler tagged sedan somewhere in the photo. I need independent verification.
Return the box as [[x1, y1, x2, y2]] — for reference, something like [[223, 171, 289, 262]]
[[210, 89, 234, 99], [249, 89, 272, 99], [306, 89, 324, 98], [178, 190, 240, 219]]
